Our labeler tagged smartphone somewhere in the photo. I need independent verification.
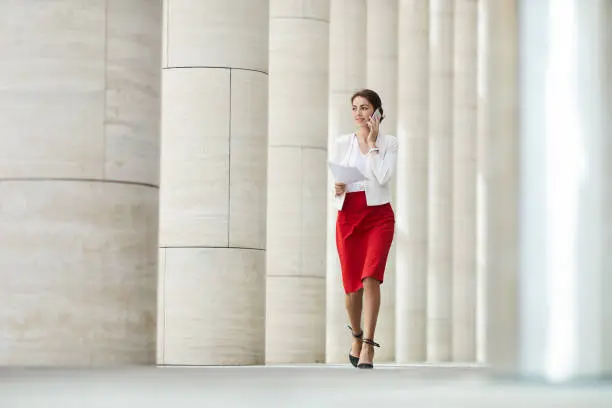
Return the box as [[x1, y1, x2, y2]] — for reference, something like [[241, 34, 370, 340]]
[[371, 108, 382, 122]]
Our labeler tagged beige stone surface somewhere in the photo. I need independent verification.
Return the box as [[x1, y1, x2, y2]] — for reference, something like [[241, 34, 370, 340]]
[[229, 70, 268, 249], [452, 0, 478, 362], [0, 92, 105, 179], [325, 248, 349, 362], [268, 18, 329, 148], [161, 248, 265, 365], [157, 249, 166, 364], [0, 0, 162, 367], [328, 1, 366, 92], [160, 0, 269, 365], [328, 92, 357, 138], [301, 148, 328, 277], [166, 0, 269, 71], [396, 0, 430, 363], [265, 276, 326, 363], [162, 0, 169, 67], [266, 147, 327, 278], [159, 69, 231, 247], [482, 0, 519, 376], [270, 0, 330, 20], [0, 0, 162, 185], [475, 0, 488, 365], [0, 0, 105, 179], [266, 1, 328, 364], [427, 0, 454, 363], [0, 0, 105, 93], [377, 240, 397, 362], [267, 148, 303, 275], [0, 181, 158, 366], [105, 0, 163, 186]]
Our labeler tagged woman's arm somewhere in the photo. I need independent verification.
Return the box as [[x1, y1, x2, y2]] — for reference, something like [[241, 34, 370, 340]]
[[364, 136, 398, 185]]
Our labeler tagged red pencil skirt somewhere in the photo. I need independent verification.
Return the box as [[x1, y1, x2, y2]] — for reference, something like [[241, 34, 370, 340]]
[[335, 191, 395, 294]]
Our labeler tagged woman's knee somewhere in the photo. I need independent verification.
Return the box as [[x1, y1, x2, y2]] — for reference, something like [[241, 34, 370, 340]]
[[362, 277, 381, 289], [346, 288, 364, 298]]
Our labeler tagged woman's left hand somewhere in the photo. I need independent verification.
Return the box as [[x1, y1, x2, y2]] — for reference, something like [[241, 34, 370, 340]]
[[367, 115, 380, 147]]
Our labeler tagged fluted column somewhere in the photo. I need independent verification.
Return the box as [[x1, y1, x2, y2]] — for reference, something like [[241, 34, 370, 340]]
[[427, 0, 454, 362], [396, 0, 430, 363], [326, 0, 367, 363], [482, 0, 519, 374], [158, 0, 269, 365], [451, 0, 478, 362], [265, 0, 329, 364], [0, 1, 162, 365], [366, 0, 398, 363], [515, 0, 612, 382]]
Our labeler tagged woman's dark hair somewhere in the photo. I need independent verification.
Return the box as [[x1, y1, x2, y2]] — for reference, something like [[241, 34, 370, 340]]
[[351, 89, 385, 122]]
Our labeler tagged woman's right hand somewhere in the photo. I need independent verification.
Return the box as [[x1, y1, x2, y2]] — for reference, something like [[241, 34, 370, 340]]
[[335, 182, 346, 196]]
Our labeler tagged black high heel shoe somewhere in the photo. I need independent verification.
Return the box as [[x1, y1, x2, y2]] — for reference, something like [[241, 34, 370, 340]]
[[347, 325, 363, 368], [357, 338, 380, 369]]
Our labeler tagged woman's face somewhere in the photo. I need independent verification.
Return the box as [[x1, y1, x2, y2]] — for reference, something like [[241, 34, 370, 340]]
[[352, 96, 374, 127]]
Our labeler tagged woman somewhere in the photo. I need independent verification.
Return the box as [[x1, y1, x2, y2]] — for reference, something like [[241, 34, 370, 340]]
[[330, 89, 398, 369]]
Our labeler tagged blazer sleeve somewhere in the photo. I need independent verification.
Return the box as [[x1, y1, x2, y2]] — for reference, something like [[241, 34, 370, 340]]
[[364, 135, 398, 186]]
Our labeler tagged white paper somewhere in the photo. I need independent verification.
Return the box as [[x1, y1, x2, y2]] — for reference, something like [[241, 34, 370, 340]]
[[327, 161, 368, 184]]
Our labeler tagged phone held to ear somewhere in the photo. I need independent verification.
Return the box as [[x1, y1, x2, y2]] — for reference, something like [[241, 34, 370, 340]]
[[371, 108, 382, 122]]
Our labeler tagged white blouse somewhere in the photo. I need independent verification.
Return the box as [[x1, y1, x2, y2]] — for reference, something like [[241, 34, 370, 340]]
[[330, 132, 399, 210], [345, 134, 368, 193]]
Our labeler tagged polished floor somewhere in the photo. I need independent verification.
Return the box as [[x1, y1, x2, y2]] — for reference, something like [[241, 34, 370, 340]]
[[1, 364, 611, 407]]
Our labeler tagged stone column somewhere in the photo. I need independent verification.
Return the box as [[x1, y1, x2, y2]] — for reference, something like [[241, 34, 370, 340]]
[[396, 0, 430, 363], [0, 1, 162, 365], [158, 0, 269, 365], [451, 0, 478, 362], [482, 0, 519, 375], [366, 0, 398, 363], [427, 0, 454, 362], [265, 0, 329, 364], [475, 0, 488, 364], [515, 0, 612, 382], [326, 0, 367, 363]]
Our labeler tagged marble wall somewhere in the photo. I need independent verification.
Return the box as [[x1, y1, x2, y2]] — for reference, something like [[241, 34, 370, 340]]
[[0, 0, 162, 365]]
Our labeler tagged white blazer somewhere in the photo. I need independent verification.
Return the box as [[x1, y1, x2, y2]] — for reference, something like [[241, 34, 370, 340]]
[[329, 133, 399, 211]]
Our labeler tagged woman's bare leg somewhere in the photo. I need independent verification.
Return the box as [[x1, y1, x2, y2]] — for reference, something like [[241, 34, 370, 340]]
[[359, 277, 381, 364], [345, 288, 364, 357]]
